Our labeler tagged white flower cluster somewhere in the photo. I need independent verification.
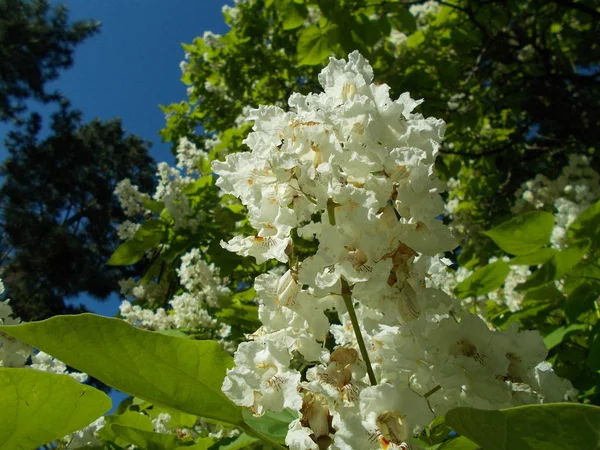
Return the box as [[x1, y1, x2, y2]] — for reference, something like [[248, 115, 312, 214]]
[[213, 52, 575, 449], [114, 178, 149, 217], [115, 158, 204, 233], [119, 249, 232, 346], [0, 300, 30, 367], [62, 416, 106, 449], [408, 0, 440, 26], [154, 162, 200, 230], [435, 256, 531, 313], [176, 137, 204, 176], [0, 281, 88, 382], [117, 219, 141, 241], [149, 411, 241, 442], [512, 154, 600, 249]]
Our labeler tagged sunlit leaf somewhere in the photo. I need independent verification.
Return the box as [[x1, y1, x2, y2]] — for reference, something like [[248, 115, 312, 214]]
[[0, 368, 111, 449], [0, 314, 244, 426], [446, 404, 600, 450], [483, 211, 554, 255]]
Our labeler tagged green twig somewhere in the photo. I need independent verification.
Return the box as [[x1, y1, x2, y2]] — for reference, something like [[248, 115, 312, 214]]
[[341, 278, 377, 386], [326, 198, 339, 226], [424, 384, 442, 398]]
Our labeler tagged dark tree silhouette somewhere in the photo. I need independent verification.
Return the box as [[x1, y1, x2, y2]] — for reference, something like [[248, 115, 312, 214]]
[[0, 101, 156, 321], [0, 0, 99, 122]]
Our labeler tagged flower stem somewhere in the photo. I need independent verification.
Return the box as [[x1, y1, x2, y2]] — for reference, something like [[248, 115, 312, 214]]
[[341, 277, 377, 386], [424, 384, 441, 398], [326, 198, 338, 226]]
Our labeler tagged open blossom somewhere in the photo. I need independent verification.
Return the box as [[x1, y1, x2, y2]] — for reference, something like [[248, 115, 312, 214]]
[[214, 51, 574, 449]]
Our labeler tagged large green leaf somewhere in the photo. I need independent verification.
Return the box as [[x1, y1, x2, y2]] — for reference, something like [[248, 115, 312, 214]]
[[97, 410, 154, 447], [483, 211, 555, 255], [565, 281, 600, 322], [213, 433, 258, 450], [242, 408, 297, 445], [568, 199, 600, 244], [454, 260, 510, 299], [516, 240, 590, 292], [175, 439, 216, 450], [106, 238, 151, 266], [107, 219, 167, 266], [275, 0, 307, 30], [445, 404, 600, 450], [0, 314, 243, 426], [509, 248, 556, 266], [297, 24, 339, 66], [587, 322, 600, 371], [543, 323, 588, 350], [0, 368, 111, 450]]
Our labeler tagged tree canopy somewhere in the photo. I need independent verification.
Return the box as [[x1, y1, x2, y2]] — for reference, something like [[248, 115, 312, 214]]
[[0, 0, 99, 122], [0, 101, 156, 321]]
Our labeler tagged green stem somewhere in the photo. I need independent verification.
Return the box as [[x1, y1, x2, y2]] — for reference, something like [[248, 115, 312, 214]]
[[326, 198, 338, 226], [341, 277, 377, 386], [240, 423, 288, 450], [424, 384, 441, 398]]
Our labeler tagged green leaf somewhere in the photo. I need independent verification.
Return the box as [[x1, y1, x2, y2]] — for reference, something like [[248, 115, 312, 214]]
[[107, 219, 167, 266], [175, 438, 216, 450], [516, 241, 590, 291], [543, 323, 588, 350], [394, 7, 417, 34], [135, 219, 168, 246], [0, 368, 111, 450], [212, 433, 258, 450], [588, 326, 600, 371], [97, 410, 154, 446], [144, 403, 199, 429], [242, 408, 297, 445], [454, 260, 510, 299], [565, 281, 600, 322], [406, 30, 425, 47], [568, 199, 600, 244], [276, 0, 307, 30], [111, 424, 183, 450], [182, 175, 214, 196], [438, 435, 481, 449], [106, 239, 150, 266], [297, 24, 339, 66], [0, 314, 244, 426], [445, 404, 600, 450], [143, 198, 166, 214], [509, 248, 556, 266], [483, 211, 555, 255]]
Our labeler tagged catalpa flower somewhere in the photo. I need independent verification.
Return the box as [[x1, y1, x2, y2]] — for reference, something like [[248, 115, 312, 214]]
[[216, 51, 575, 448]]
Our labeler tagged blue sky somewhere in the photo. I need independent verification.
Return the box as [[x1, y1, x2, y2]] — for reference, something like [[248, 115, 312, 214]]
[[2, 1, 232, 317]]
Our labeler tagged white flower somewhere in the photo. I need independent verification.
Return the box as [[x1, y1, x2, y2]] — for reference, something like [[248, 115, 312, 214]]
[[63, 417, 105, 449], [114, 178, 148, 217], [222, 336, 303, 415], [360, 383, 434, 446], [152, 413, 172, 434]]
